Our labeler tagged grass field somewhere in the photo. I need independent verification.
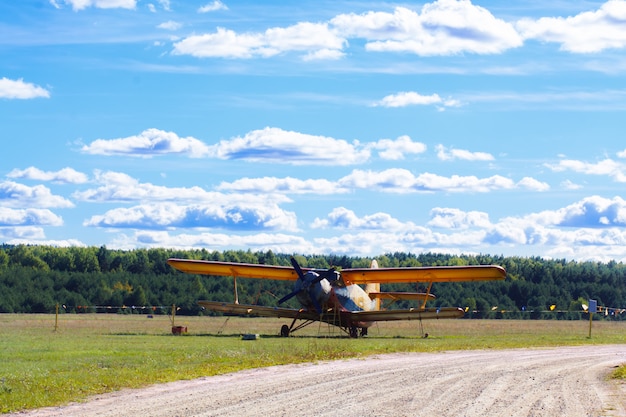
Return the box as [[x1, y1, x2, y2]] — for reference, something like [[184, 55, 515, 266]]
[[1, 313, 625, 414]]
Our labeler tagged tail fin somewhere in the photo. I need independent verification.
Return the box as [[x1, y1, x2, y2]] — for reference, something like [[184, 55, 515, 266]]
[[365, 260, 381, 310]]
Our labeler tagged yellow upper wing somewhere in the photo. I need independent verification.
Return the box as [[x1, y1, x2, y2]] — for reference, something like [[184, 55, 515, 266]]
[[167, 258, 299, 280], [341, 265, 506, 284], [168, 258, 506, 284]]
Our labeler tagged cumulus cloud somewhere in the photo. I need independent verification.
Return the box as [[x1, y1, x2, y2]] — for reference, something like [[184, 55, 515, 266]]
[[80, 128, 211, 158], [0, 78, 50, 99], [217, 168, 546, 195], [366, 136, 427, 160], [73, 170, 292, 205], [338, 169, 543, 193], [541, 195, 626, 228], [331, 1, 523, 56], [517, 0, 626, 53], [312, 196, 626, 257], [100, 195, 626, 261], [7, 167, 89, 184], [0, 207, 63, 226], [173, 23, 346, 60], [436, 144, 494, 161], [427, 207, 492, 229], [517, 177, 550, 192], [0, 181, 74, 208], [373, 92, 461, 109], [74, 172, 297, 232], [216, 177, 349, 194], [311, 207, 415, 231], [209, 127, 369, 165], [175, 0, 522, 60], [0, 226, 48, 241], [198, 0, 228, 13], [84, 202, 298, 231], [546, 158, 626, 182]]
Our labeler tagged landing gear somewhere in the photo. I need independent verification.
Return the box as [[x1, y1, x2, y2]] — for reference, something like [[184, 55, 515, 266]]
[[349, 326, 358, 338], [280, 324, 290, 337]]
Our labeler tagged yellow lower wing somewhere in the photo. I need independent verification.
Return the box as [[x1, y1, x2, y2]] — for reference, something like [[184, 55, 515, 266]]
[[368, 292, 435, 301], [348, 307, 465, 321], [198, 301, 318, 320]]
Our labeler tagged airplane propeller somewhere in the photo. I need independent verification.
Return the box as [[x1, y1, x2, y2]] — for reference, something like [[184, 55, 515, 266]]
[[278, 257, 335, 314]]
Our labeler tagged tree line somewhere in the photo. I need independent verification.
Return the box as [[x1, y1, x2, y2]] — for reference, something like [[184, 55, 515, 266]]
[[0, 244, 624, 320]]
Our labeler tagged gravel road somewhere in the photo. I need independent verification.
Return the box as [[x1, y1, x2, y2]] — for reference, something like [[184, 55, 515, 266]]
[[11, 345, 626, 417]]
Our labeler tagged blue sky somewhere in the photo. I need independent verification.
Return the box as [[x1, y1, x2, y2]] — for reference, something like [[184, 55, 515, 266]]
[[2, 0, 626, 261]]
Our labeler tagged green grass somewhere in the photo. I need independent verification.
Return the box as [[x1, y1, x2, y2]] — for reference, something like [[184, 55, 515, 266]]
[[612, 364, 626, 380], [1, 314, 625, 413]]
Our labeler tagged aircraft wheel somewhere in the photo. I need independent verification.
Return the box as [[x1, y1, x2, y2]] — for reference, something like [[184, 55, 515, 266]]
[[280, 324, 290, 337], [349, 326, 358, 338]]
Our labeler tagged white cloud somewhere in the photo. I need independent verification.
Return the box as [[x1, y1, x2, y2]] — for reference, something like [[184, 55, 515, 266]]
[[545, 195, 626, 228], [111, 230, 314, 253], [0, 226, 48, 241], [99, 195, 626, 261], [217, 166, 545, 196], [435, 144, 494, 161], [59, 0, 136, 11], [338, 169, 529, 193], [173, 23, 346, 60], [0, 78, 50, 99], [374, 91, 460, 109], [516, 177, 550, 192], [302, 48, 345, 61], [75, 172, 297, 231], [84, 202, 298, 232], [331, 1, 523, 56], [546, 158, 626, 182], [157, 0, 170, 11], [73, 170, 292, 206], [175, 1, 524, 61], [210, 127, 369, 165], [517, 0, 626, 53], [561, 180, 583, 190], [7, 167, 89, 184], [80, 128, 211, 158], [198, 1, 228, 13], [367, 136, 427, 160], [311, 207, 415, 231], [0, 181, 74, 208], [427, 207, 492, 229], [157, 21, 182, 31], [3, 236, 86, 247], [0, 207, 63, 226], [217, 177, 349, 195]]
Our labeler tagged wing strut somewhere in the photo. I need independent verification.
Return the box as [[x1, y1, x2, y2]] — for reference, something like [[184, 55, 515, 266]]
[[421, 282, 433, 309], [229, 268, 239, 304]]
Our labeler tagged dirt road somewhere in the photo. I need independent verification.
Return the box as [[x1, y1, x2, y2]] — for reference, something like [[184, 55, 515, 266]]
[[11, 345, 626, 417]]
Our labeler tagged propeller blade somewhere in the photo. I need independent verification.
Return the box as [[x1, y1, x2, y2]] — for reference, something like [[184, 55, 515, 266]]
[[278, 289, 300, 305], [290, 256, 305, 279], [317, 267, 336, 282], [280, 257, 326, 313]]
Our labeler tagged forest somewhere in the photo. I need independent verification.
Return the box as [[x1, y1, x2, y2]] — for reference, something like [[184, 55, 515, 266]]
[[0, 244, 624, 320]]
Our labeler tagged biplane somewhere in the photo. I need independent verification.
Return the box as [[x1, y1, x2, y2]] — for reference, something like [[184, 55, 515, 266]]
[[167, 257, 506, 338]]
